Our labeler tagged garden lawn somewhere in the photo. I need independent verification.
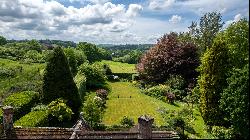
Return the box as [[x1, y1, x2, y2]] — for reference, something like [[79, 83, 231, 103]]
[[102, 81, 207, 138], [99, 60, 136, 73], [102, 82, 182, 126]]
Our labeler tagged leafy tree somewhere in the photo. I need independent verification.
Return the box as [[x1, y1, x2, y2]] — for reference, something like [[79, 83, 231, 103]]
[[197, 38, 229, 126], [82, 96, 102, 128], [74, 49, 88, 66], [220, 19, 249, 69], [78, 63, 106, 89], [188, 12, 224, 55], [42, 46, 81, 115], [219, 64, 249, 139], [77, 42, 102, 63], [98, 48, 112, 60], [27, 39, 43, 52], [0, 35, 7, 45], [24, 50, 43, 63], [136, 32, 199, 84], [113, 50, 143, 64]]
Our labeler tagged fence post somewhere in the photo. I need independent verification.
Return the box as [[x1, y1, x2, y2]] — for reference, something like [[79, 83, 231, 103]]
[[138, 115, 154, 139]]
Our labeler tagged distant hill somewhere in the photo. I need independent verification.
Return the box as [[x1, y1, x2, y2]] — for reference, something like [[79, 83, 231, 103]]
[[97, 44, 154, 51], [7, 39, 77, 48]]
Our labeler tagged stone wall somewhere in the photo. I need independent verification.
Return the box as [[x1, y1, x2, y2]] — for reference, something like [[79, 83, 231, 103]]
[[78, 131, 139, 139], [1, 106, 179, 139]]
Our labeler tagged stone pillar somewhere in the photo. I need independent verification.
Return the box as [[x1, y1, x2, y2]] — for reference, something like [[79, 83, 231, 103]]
[[138, 115, 154, 139], [2, 106, 14, 138]]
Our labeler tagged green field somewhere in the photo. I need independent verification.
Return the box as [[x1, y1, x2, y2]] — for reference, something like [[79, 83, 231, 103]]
[[102, 81, 207, 138], [0, 58, 45, 101], [99, 60, 136, 73]]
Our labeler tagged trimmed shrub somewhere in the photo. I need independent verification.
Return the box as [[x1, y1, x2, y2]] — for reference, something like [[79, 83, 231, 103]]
[[165, 92, 176, 104], [14, 110, 49, 127], [0, 67, 16, 79], [48, 98, 73, 122], [3, 91, 39, 121], [31, 104, 48, 111], [96, 89, 108, 100], [120, 116, 135, 128], [165, 75, 185, 91], [93, 96, 106, 110], [142, 84, 171, 101]]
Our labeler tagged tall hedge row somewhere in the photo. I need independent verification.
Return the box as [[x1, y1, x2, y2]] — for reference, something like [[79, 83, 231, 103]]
[[3, 91, 39, 121], [14, 110, 48, 127]]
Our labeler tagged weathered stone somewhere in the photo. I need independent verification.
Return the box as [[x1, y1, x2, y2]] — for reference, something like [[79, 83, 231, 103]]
[[138, 115, 154, 139]]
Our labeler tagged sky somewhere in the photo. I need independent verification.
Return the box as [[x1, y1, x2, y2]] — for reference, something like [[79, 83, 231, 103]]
[[0, 0, 249, 44]]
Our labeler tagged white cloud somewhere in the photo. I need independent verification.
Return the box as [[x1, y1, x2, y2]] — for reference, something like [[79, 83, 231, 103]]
[[127, 17, 189, 44], [169, 15, 182, 23], [69, 0, 110, 4], [149, 0, 175, 10], [0, 0, 248, 44], [147, 0, 248, 17], [224, 13, 242, 27], [126, 4, 143, 17], [0, 0, 143, 43]]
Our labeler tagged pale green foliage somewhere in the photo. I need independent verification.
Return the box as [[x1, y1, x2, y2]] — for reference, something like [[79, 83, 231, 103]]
[[143, 84, 171, 101], [24, 50, 43, 63], [14, 110, 49, 127], [48, 98, 73, 122], [82, 96, 102, 127], [219, 19, 249, 69], [161, 105, 195, 138], [120, 116, 134, 128], [197, 38, 229, 126], [31, 104, 48, 111], [74, 73, 87, 101], [211, 126, 233, 139], [188, 12, 224, 55], [78, 63, 106, 88]]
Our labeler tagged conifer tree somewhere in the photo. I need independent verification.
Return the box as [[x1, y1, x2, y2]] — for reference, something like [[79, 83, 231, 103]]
[[42, 46, 81, 115]]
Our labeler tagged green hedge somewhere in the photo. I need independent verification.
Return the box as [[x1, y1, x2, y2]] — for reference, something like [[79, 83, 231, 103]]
[[14, 110, 48, 127], [3, 91, 39, 121]]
